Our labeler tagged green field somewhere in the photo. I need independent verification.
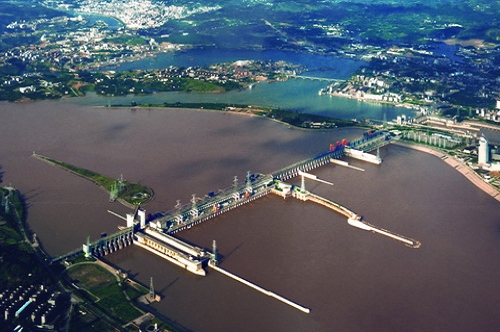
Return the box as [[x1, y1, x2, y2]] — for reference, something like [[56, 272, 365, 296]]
[[67, 263, 144, 324], [66, 262, 182, 331]]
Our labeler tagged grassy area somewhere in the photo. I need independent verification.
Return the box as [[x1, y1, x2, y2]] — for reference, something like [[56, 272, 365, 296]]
[[182, 79, 226, 92], [266, 108, 356, 128], [34, 154, 153, 205], [67, 263, 144, 324], [66, 262, 183, 331], [0, 223, 22, 244], [97, 284, 143, 322], [68, 264, 115, 289]]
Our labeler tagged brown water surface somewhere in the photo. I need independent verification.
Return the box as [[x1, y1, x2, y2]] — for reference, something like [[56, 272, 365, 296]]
[[1, 100, 499, 331]]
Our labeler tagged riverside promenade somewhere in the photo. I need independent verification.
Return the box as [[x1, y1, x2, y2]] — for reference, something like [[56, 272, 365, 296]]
[[393, 141, 500, 202]]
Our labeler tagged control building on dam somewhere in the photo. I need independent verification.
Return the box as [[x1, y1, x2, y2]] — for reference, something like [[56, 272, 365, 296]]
[[59, 130, 413, 277]]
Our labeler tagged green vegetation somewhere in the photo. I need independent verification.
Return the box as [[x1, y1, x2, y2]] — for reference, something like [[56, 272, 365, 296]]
[[266, 109, 357, 128], [185, 1, 500, 48], [444, 91, 496, 109], [67, 263, 143, 323], [182, 78, 226, 92], [67, 262, 181, 331], [0, 187, 52, 289], [34, 154, 153, 205], [0, 66, 245, 101], [0, 3, 63, 40], [90, 71, 241, 97], [125, 101, 264, 110], [104, 36, 147, 46]]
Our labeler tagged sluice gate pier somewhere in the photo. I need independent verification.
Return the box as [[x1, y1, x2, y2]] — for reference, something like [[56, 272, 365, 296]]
[[52, 227, 135, 263]]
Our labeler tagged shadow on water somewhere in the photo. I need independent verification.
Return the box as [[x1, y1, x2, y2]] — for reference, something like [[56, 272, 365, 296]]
[[159, 277, 180, 295], [135, 301, 194, 332], [16, 190, 45, 252], [19, 187, 44, 229], [219, 242, 244, 263]]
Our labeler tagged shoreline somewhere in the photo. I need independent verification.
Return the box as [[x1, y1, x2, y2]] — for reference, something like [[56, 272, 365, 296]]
[[328, 91, 427, 110], [392, 140, 500, 202]]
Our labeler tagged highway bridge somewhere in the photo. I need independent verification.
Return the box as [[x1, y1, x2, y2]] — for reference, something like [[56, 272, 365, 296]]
[[287, 74, 345, 83]]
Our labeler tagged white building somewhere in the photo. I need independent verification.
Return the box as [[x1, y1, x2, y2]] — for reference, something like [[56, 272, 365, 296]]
[[478, 135, 489, 166]]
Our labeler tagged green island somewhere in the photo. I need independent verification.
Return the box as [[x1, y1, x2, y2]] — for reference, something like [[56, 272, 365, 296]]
[[115, 102, 359, 129], [33, 153, 154, 206]]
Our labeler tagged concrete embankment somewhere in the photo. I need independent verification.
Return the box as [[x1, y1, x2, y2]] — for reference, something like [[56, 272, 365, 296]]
[[306, 194, 354, 219], [392, 141, 500, 202], [357, 220, 421, 248], [209, 262, 310, 314]]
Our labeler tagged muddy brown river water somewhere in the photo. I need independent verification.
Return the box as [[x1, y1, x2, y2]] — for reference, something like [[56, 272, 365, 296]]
[[1, 99, 499, 331]]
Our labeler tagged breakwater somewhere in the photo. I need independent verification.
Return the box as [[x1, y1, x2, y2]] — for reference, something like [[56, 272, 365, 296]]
[[297, 193, 421, 248], [209, 261, 311, 314]]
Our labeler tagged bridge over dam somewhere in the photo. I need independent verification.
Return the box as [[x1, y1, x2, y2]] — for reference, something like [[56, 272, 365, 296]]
[[286, 74, 345, 83], [55, 129, 396, 265]]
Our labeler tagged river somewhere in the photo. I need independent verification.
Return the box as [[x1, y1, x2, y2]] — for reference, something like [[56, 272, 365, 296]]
[[0, 98, 499, 331], [91, 47, 417, 122]]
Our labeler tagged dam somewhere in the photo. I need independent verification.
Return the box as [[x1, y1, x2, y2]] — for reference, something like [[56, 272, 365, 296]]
[[55, 129, 420, 313]]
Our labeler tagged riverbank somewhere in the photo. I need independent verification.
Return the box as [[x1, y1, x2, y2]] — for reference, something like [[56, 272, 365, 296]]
[[393, 140, 500, 202], [328, 91, 427, 111]]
